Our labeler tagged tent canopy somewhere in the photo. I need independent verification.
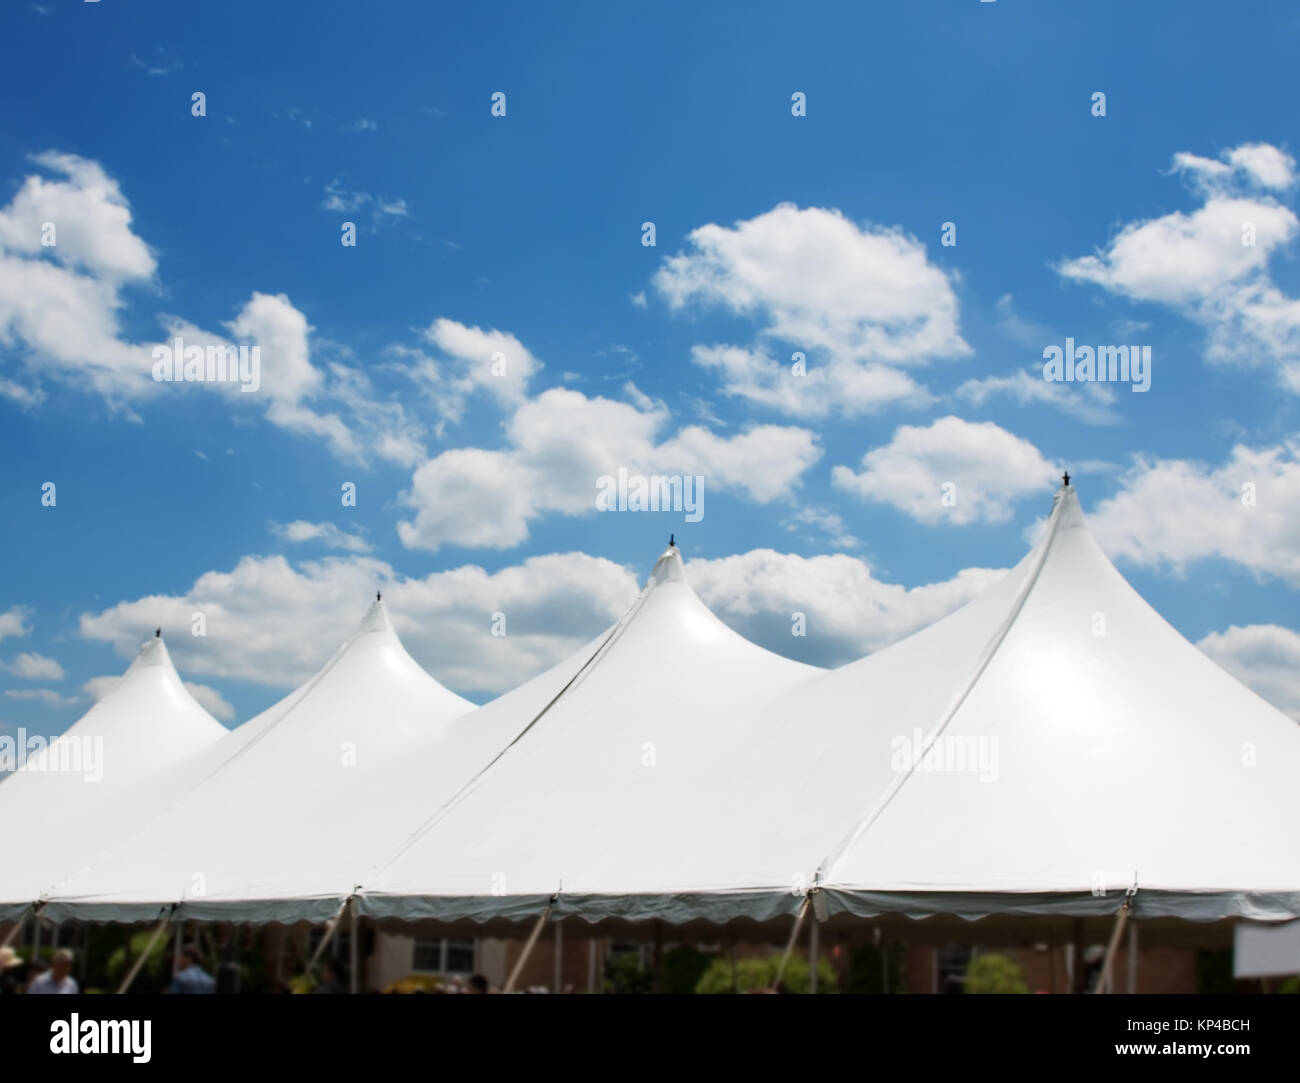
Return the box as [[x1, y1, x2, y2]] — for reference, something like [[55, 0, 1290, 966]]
[[42, 601, 475, 922], [0, 635, 226, 918]]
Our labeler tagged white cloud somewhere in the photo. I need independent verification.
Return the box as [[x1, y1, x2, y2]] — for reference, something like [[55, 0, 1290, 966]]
[[1059, 142, 1300, 387], [79, 551, 640, 699], [3, 688, 77, 708], [955, 368, 1119, 425], [271, 520, 371, 554], [183, 682, 235, 722], [655, 203, 968, 364], [688, 549, 1007, 668], [780, 506, 861, 551], [416, 318, 542, 417], [0, 151, 155, 280], [398, 387, 822, 552], [0, 154, 423, 463], [1198, 624, 1300, 721], [1086, 441, 1300, 585], [0, 606, 32, 641], [2, 652, 64, 681], [832, 416, 1058, 525], [82, 675, 121, 703], [655, 203, 967, 417], [691, 343, 930, 418], [321, 179, 409, 223]]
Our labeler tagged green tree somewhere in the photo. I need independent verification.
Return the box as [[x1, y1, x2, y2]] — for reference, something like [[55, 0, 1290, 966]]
[[963, 953, 1029, 994], [661, 945, 712, 995], [844, 941, 905, 994], [106, 930, 174, 994], [694, 953, 836, 994]]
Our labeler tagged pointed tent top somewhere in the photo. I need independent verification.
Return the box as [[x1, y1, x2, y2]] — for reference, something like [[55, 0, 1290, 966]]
[[649, 539, 687, 587], [155, 627, 161, 639], [376, 589, 382, 602], [131, 632, 175, 673], [1062, 470, 1071, 487]]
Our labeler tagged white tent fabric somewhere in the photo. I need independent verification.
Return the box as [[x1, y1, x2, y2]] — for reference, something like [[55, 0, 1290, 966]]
[[46, 549, 822, 924], [34, 488, 1300, 928], [816, 485, 1300, 921], [0, 635, 227, 921], [43, 601, 476, 923], [359, 544, 825, 924], [359, 487, 1300, 925]]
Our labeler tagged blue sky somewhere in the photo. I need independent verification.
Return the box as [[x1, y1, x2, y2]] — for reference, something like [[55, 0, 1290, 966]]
[[2, 0, 1299, 735]]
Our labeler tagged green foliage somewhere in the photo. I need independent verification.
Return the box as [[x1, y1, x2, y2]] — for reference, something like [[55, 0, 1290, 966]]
[[694, 953, 836, 994], [963, 953, 1029, 994], [843, 941, 905, 994], [1277, 976, 1299, 994], [106, 930, 173, 994], [603, 950, 652, 994], [661, 945, 712, 995]]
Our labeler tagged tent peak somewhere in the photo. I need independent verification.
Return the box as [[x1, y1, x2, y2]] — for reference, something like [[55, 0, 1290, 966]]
[[1061, 470, 1070, 487], [649, 541, 686, 587]]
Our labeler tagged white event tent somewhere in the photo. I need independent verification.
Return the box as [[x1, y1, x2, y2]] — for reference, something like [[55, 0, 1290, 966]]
[[30, 484, 1300, 935], [0, 635, 227, 922], [42, 599, 475, 923], [355, 484, 1300, 928], [46, 544, 823, 926]]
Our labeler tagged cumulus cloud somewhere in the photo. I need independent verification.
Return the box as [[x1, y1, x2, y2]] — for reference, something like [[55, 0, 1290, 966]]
[[687, 549, 1007, 668], [955, 369, 1119, 425], [0, 606, 32, 641], [1198, 624, 1300, 721], [412, 318, 543, 420], [655, 203, 967, 417], [271, 520, 371, 553], [183, 682, 235, 722], [78, 551, 640, 700], [0, 153, 425, 463], [1059, 143, 1300, 388], [1, 652, 64, 681], [1086, 441, 1300, 585], [832, 416, 1058, 525], [691, 343, 930, 418], [398, 386, 822, 551]]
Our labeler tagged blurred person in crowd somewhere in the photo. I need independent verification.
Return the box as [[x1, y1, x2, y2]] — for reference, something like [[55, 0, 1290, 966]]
[[168, 945, 216, 994], [0, 946, 27, 994], [312, 959, 346, 994], [466, 973, 489, 995], [28, 948, 78, 994]]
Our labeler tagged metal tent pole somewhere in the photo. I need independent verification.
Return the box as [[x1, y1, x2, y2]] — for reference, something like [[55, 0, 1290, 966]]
[[503, 895, 556, 994]]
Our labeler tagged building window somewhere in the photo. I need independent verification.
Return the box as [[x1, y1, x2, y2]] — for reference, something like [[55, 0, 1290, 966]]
[[412, 938, 476, 975]]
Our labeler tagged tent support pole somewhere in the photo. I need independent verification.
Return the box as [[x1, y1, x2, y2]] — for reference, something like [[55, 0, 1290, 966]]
[[1092, 897, 1133, 995], [1127, 917, 1138, 994], [117, 909, 172, 994], [553, 919, 564, 994], [171, 920, 184, 975], [349, 898, 360, 994], [0, 907, 30, 950], [808, 912, 820, 994], [770, 895, 810, 992], [586, 936, 597, 994], [304, 896, 352, 977], [504, 895, 556, 994]]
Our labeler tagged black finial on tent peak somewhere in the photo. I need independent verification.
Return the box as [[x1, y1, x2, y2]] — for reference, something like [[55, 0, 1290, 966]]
[[155, 627, 161, 639], [669, 533, 675, 548], [376, 590, 382, 602], [1062, 471, 1071, 487]]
